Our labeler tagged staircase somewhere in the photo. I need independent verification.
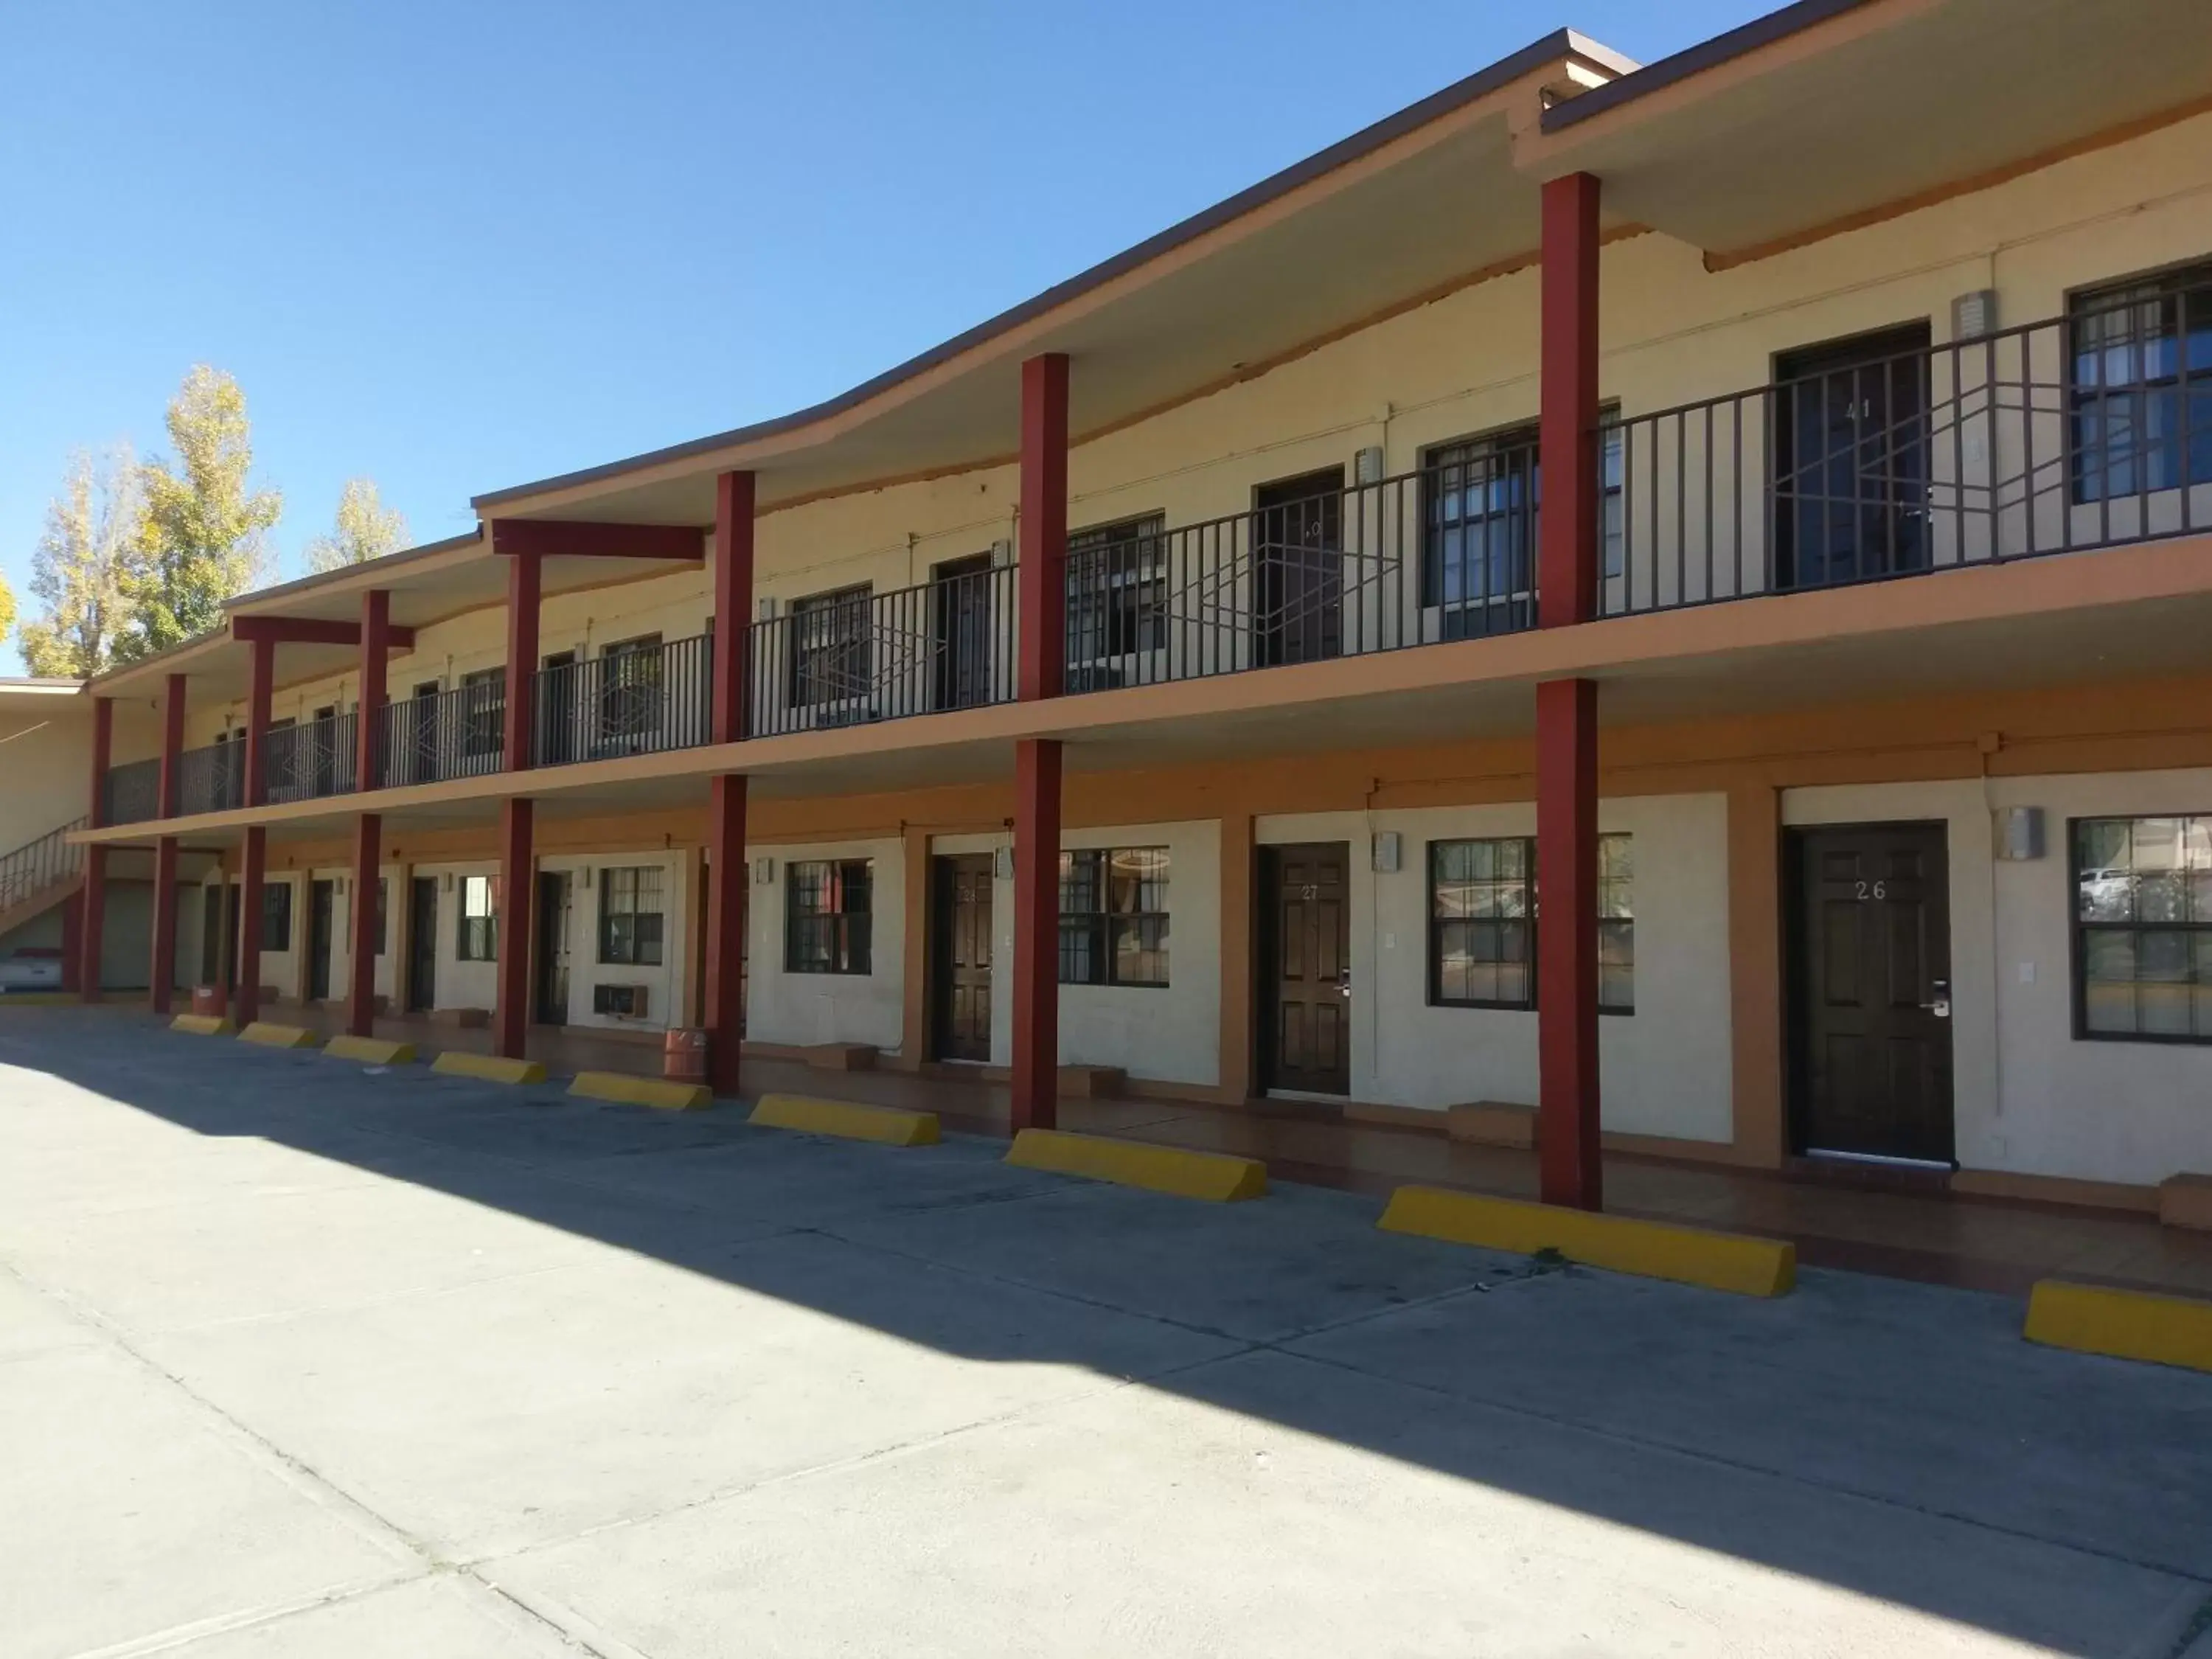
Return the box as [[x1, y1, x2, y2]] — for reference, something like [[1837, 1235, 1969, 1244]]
[[0, 818, 88, 941]]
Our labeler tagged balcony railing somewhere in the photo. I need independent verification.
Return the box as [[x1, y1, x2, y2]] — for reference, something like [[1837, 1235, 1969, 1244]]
[[101, 757, 161, 826], [377, 680, 507, 787], [99, 299, 2212, 824], [265, 712, 358, 804], [1604, 301, 2211, 616], [0, 817, 87, 914], [177, 740, 244, 816], [534, 632, 712, 767], [745, 563, 1019, 738]]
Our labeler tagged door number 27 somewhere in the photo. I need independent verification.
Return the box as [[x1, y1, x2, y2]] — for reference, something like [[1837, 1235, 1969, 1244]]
[[1854, 880, 1888, 900]]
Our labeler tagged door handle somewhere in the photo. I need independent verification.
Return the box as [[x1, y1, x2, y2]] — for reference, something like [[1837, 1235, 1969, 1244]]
[[1921, 978, 1950, 1019], [1338, 967, 1352, 999]]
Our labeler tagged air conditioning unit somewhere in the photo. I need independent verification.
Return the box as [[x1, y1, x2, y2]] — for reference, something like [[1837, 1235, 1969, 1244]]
[[593, 983, 650, 1020]]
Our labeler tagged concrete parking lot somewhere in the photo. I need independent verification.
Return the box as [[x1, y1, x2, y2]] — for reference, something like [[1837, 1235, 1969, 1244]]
[[2, 1007, 2209, 1658]]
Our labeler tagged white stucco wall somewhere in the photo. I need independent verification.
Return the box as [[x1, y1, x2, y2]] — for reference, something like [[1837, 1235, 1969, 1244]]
[[1256, 794, 1734, 1143], [1786, 770, 2212, 1187], [744, 838, 904, 1053], [535, 851, 692, 1032], [933, 819, 1222, 1087]]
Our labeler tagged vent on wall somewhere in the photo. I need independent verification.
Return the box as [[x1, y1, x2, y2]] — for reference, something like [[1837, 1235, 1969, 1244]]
[[593, 983, 650, 1020]]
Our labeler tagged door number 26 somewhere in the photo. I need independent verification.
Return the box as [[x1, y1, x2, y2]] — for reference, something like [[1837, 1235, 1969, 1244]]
[[1854, 880, 1888, 900]]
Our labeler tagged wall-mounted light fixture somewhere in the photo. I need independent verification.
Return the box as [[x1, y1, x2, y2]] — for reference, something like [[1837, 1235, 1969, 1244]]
[[993, 846, 1015, 880], [754, 857, 776, 886], [1371, 832, 1402, 874]]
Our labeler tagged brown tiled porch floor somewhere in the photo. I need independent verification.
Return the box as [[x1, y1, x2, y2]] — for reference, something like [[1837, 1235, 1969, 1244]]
[[267, 1002, 2212, 1303]]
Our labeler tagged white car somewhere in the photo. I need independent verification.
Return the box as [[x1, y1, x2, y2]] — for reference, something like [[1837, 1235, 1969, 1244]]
[[0, 947, 64, 991]]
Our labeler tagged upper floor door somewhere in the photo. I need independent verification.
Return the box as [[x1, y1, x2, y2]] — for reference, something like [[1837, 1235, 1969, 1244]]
[[1252, 468, 1344, 667], [1774, 322, 1932, 590]]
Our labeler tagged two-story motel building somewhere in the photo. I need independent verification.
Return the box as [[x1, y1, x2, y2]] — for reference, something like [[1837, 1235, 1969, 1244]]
[[52, 0, 2212, 1220]]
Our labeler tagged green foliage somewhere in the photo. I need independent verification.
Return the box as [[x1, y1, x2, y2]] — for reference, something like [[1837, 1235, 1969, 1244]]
[[0, 568, 15, 648], [114, 366, 281, 663], [305, 477, 408, 573], [18, 445, 143, 680]]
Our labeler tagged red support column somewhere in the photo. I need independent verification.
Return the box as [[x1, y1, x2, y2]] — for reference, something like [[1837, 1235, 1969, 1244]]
[[150, 672, 187, 1014], [243, 638, 275, 807], [493, 798, 535, 1060], [703, 473, 757, 1098], [78, 847, 108, 1004], [704, 775, 747, 1099], [150, 838, 178, 1014], [237, 826, 267, 1027], [503, 549, 541, 771], [1009, 737, 1062, 1131], [78, 695, 114, 1004], [712, 472, 755, 746], [1534, 170, 1604, 1211], [159, 672, 186, 816], [1536, 679, 1601, 1209], [358, 590, 389, 793], [347, 814, 381, 1037], [1010, 354, 1070, 1133], [1017, 353, 1069, 703], [1538, 171, 1600, 631]]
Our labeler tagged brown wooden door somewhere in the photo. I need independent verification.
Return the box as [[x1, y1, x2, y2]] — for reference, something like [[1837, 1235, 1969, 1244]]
[[1262, 842, 1351, 1094], [307, 880, 335, 1001], [535, 871, 572, 1025], [1253, 469, 1344, 667], [1775, 322, 1932, 589], [931, 853, 994, 1061], [1787, 822, 1955, 1164]]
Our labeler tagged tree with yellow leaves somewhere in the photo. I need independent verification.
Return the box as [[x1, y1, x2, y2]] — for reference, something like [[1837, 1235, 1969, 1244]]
[[115, 366, 281, 663], [18, 444, 144, 679], [304, 477, 409, 574]]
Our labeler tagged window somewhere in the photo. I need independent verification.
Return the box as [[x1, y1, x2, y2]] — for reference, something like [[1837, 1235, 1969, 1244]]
[[2070, 262, 2212, 504], [1429, 838, 1533, 1008], [1422, 419, 1624, 633], [1425, 833, 1635, 1012], [460, 668, 505, 759], [597, 634, 663, 749], [790, 585, 873, 709], [2073, 815, 2212, 1041], [261, 880, 293, 952], [1423, 428, 1538, 636], [1066, 513, 1166, 686], [1598, 833, 1634, 1013], [1059, 847, 1169, 987], [599, 866, 666, 966], [457, 874, 498, 961], [787, 859, 871, 974]]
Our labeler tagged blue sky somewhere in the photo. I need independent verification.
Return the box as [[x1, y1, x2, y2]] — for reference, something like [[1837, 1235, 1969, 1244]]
[[0, 0, 1772, 672]]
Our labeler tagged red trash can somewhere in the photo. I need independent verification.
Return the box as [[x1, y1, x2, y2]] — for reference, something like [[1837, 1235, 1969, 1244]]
[[663, 1027, 708, 1084]]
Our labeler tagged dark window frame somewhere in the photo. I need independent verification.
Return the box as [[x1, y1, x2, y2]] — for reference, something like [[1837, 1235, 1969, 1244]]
[[598, 864, 666, 967], [1427, 836, 1535, 1010], [1058, 846, 1170, 988], [459, 667, 505, 759], [597, 633, 664, 748], [2069, 813, 2212, 1046], [1419, 413, 1625, 629], [1425, 832, 1634, 1013], [261, 879, 293, 953], [789, 585, 874, 709], [1065, 512, 1168, 682], [2067, 259, 2212, 507], [456, 873, 498, 962], [786, 858, 872, 975]]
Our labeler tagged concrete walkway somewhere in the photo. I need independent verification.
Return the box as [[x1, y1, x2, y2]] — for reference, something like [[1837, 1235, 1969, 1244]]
[[2, 1006, 2208, 1658]]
